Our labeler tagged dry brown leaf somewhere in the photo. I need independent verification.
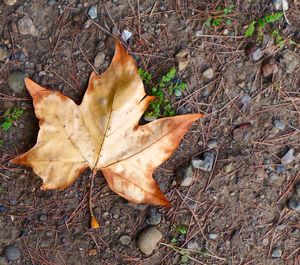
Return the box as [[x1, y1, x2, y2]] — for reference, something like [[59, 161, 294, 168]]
[[11, 41, 203, 206]]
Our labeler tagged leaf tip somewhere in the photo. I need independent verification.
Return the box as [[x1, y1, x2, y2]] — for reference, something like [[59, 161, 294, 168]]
[[91, 216, 100, 229]]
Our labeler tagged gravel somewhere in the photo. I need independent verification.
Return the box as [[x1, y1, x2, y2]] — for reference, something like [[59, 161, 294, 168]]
[[208, 232, 218, 240], [18, 16, 38, 36], [88, 5, 98, 19], [8, 72, 26, 94], [281, 149, 295, 164], [271, 247, 282, 258], [146, 207, 161, 225], [119, 235, 131, 245], [191, 152, 214, 172], [4, 245, 20, 261], [136, 226, 162, 255], [288, 198, 300, 211], [202, 68, 214, 80], [273, 119, 285, 130], [186, 238, 199, 250], [176, 165, 193, 187]]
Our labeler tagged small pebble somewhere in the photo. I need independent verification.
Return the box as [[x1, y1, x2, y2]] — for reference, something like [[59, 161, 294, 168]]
[[272, 0, 288, 11], [207, 139, 218, 149], [276, 165, 286, 174], [39, 214, 47, 221], [136, 226, 162, 255], [119, 235, 131, 245], [261, 58, 279, 77], [252, 48, 263, 61], [4, 245, 20, 261], [18, 16, 38, 36], [208, 232, 218, 240], [269, 173, 279, 181], [281, 149, 295, 164], [223, 163, 232, 173], [88, 5, 98, 19], [8, 72, 26, 94], [176, 165, 193, 187], [94, 52, 105, 68], [295, 183, 300, 196], [273, 119, 285, 130], [187, 239, 199, 250], [288, 198, 300, 211], [121, 29, 133, 43], [146, 207, 161, 225], [281, 52, 300, 74], [191, 152, 214, 172], [3, 0, 17, 5], [241, 93, 251, 107], [0, 205, 9, 213], [202, 68, 214, 80], [271, 247, 282, 258], [0, 46, 8, 62], [175, 49, 190, 71]]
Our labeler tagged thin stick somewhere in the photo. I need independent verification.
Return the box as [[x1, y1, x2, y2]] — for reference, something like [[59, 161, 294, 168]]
[[89, 170, 100, 228]]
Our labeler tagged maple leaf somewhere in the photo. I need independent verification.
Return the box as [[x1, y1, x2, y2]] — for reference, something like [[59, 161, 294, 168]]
[[11, 41, 203, 208]]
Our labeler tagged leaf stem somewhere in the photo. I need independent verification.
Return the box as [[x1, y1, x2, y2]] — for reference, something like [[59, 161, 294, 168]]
[[89, 169, 100, 229]]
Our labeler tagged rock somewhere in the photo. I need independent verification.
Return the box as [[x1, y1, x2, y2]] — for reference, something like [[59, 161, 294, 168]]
[[136, 226, 162, 255], [94, 52, 105, 68], [3, 0, 17, 5], [271, 247, 282, 258], [17, 16, 38, 36], [7, 72, 26, 94], [223, 163, 232, 173], [176, 165, 193, 187], [39, 214, 47, 221], [281, 149, 295, 164], [269, 173, 279, 181], [288, 198, 300, 211], [208, 232, 218, 240], [121, 30, 132, 43], [4, 245, 20, 261], [232, 123, 252, 142], [207, 139, 217, 149], [175, 49, 190, 71], [295, 183, 300, 196], [195, 30, 203, 37], [202, 68, 214, 80], [88, 5, 98, 19], [261, 58, 279, 77], [119, 235, 131, 245], [252, 48, 263, 61], [272, 0, 288, 11], [241, 93, 251, 107], [0, 46, 8, 62], [273, 119, 285, 130], [146, 207, 161, 225], [281, 52, 300, 74], [187, 239, 199, 250], [276, 165, 286, 174], [191, 152, 214, 172]]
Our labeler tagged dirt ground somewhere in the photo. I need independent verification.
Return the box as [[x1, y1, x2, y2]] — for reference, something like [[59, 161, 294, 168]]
[[0, 0, 300, 264]]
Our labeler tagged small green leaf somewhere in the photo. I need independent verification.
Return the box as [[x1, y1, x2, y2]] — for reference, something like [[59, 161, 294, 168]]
[[258, 18, 265, 28], [264, 12, 283, 23], [226, 19, 232, 25], [245, 20, 256, 37], [212, 18, 222, 27], [176, 225, 188, 235]]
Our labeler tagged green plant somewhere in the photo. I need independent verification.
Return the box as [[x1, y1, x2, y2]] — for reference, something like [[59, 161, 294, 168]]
[[272, 30, 284, 47], [170, 224, 188, 243], [139, 67, 187, 120], [244, 12, 283, 37], [204, 4, 235, 28], [1, 108, 24, 132]]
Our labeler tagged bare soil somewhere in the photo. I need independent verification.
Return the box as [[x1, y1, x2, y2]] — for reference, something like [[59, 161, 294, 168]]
[[0, 1, 300, 264]]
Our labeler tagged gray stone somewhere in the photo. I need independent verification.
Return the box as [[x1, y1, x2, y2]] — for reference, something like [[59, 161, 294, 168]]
[[18, 16, 38, 36], [146, 207, 161, 225], [8, 72, 26, 94], [281, 52, 300, 74], [288, 198, 300, 211], [3, 0, 17, 5], [272, 0, 288, 11], [137, 226, 162, 255], [223, 163, 232, 173], [271, 247, 282, 258], [88, 5, 98, 19], [269, 173, 279, 181], [281, 149, 295, 164], [187, 238, 199, 250], [252, 48, 263, 61], [241, 93, 251, 107], [4, 245, 20, 261], [295, 183, 300, 196], [176, 165, 193, 187], [119, 235, 131, 245], [0, 46, 8, 62], [276, 165, 286, 174], [39, 214, 47, 221], [202, 68, 214, 80], [191, 152, 214, 172], [207, 139, 218, 149], [94, 52, 105, 68], [208, 232, 218, 240], [273, 119, 285, 130]]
